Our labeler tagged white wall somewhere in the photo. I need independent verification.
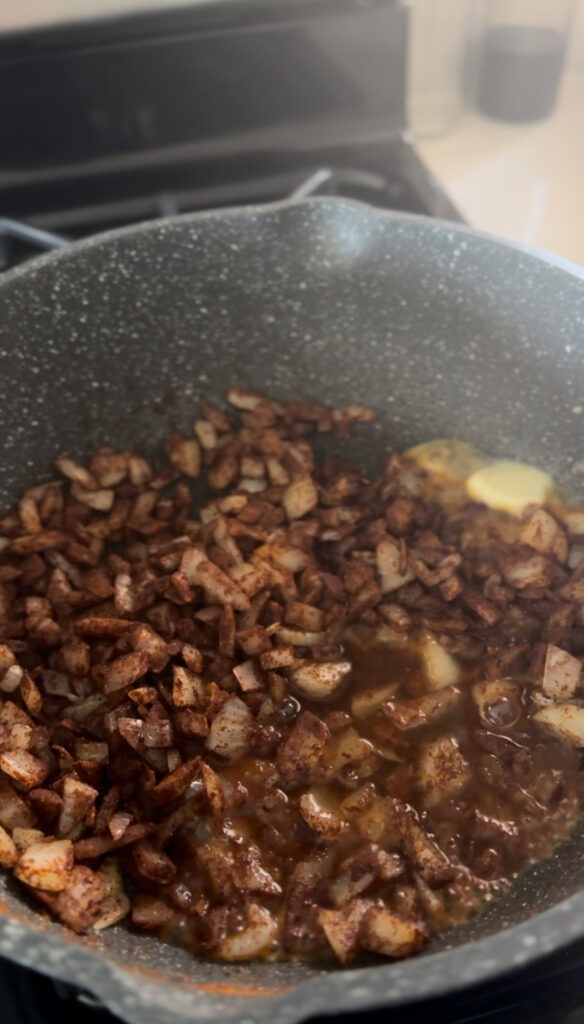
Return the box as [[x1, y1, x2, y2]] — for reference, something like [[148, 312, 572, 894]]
[[568, 0, 584, 68]]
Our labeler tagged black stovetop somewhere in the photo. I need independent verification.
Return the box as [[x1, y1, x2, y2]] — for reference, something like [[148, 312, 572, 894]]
[[0, 0, 460, 272], [0, 143, 461, 271], [3, 937, 584, 1024]]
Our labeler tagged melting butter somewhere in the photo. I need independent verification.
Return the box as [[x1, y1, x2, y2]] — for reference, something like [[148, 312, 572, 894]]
[[407, 439, 553, 517], [406, 440, 485, 482], [466, 461, 552, 516]]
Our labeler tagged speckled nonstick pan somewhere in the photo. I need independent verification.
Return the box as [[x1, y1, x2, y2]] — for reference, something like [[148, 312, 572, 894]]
[[0, 197, 584, 1024]]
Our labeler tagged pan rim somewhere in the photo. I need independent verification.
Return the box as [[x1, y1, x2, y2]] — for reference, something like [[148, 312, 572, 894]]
[[0, 195, 582, 290], [2, 885, 584, 1024]]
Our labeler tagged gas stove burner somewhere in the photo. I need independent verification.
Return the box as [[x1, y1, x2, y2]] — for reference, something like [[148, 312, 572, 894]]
[[289, 166, 393, 200], [0, 218, 68, 270], [0, 168, 339, 270], [290, 167, 336, 199], [0, 155, 461, 272]]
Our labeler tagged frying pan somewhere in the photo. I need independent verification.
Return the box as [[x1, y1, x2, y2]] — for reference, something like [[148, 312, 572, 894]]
[[0, 197, 584, 1024]]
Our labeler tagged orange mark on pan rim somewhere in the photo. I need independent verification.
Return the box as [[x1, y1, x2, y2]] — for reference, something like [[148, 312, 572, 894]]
[[194, 981, 291, 997]]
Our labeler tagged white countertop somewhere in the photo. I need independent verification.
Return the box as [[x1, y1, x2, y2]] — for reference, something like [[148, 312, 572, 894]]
[[417, 72, 584, 267]]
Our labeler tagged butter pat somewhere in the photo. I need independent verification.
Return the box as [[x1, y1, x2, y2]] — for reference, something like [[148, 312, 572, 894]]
[[466, 460, 552, 516]]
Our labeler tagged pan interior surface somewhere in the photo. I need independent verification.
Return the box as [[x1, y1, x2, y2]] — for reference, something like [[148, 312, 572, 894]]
[[0, 198, 584, 1024]]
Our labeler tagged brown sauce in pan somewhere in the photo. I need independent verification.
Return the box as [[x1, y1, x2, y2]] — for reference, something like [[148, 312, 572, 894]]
[[151, 623, 583, 961], [2, 394, 584, 965]]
